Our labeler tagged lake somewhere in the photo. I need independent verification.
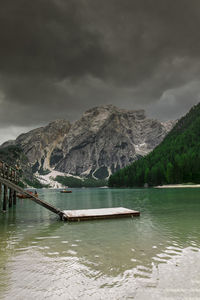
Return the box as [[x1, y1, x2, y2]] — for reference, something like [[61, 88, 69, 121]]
[[0, 188, 200, 299]]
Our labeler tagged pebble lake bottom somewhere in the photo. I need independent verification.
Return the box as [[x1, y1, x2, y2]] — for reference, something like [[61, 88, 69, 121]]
[[0, 188, 200, 300]]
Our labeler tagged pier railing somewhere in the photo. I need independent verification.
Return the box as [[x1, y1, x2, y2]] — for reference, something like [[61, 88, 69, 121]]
[[0, 160, 20, 184]]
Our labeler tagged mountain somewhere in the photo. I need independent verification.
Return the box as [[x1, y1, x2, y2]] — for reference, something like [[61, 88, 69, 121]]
[[109, 103, 200, 187], [55, 105, 174, 179], [0, 105, 175, 183], [0, 120, 71, 187], [15, 120, 71, 173], [0, 145, 43, 187]]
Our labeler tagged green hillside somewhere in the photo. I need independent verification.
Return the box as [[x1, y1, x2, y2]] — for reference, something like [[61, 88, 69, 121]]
[[109, 103, 200, 187]]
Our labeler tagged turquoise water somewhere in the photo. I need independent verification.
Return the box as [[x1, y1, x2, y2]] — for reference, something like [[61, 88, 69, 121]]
[[0, 188, 200, 299]]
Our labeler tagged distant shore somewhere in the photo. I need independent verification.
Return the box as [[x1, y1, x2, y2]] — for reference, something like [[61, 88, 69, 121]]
[[155, 184, 200, 189]]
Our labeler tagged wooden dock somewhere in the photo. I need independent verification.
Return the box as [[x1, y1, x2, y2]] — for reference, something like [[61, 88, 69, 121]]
[[62, 207, 140, 221], [0, 160, 140, 222]]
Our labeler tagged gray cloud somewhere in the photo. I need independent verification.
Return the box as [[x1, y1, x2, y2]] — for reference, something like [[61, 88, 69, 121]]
[[0, 0, 200, 142], [0, 0, 110, 79]]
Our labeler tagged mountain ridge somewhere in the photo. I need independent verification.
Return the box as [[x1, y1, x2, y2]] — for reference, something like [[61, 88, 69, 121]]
[[0, 105, 175, 182]]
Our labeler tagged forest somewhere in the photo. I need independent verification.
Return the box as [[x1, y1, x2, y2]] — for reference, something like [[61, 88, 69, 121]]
[[55, 175, 107, 187], [109, 103, 200, 187]]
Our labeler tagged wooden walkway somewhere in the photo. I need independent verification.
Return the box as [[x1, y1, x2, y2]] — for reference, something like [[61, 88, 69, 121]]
[[0, 160, 140, 221], [0, 160, 63, 217], [0, 176, 62, 216]]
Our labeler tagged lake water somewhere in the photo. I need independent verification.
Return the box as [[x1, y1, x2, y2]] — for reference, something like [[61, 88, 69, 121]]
[[0, 188, 200, 299]]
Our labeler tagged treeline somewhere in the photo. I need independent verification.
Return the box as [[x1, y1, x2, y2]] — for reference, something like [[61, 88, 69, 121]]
[[109, 103, 200, 187], [55, 175, 108, 187]]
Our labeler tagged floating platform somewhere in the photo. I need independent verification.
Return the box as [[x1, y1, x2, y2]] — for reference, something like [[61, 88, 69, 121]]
[[62, 207, 140, 221]]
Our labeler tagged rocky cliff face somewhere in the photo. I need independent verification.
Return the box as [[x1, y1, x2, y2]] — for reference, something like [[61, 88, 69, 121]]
[[55, 105, 175, 178], [15, 120, 71, 174], [0, 105, 175, 179]]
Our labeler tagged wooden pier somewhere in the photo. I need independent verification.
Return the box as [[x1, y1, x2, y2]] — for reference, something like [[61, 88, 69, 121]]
[[0, 160, 63, 217], [0, 160, 140, 221], [0, 160, 19, 212]]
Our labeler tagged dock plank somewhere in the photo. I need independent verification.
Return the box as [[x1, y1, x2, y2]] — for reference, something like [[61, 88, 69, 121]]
[[62, 207, 140, 221]]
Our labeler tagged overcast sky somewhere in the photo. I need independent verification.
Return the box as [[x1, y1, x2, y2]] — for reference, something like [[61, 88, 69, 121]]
[[0, 0, 200, 144]]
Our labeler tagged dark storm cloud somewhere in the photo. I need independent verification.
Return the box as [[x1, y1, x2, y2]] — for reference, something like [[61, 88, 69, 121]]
[[0, 0, 200, 140], [0, 0, 109, 79], [90, 0, 200, 86]]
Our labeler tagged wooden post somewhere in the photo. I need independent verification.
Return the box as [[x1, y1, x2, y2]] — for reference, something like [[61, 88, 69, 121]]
[[13, 190, 17, 205], [0, 184, 1, 211], [2, 163, 5, 178], [9, 188, 13, 208], [3, 185, 8, 211]]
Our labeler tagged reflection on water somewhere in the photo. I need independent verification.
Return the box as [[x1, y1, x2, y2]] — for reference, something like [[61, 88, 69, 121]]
[[0, 188, 200, 299]]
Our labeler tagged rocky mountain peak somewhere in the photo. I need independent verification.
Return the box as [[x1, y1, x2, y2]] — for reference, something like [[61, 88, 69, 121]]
[[84, 104, 146, 118], [80, 105, 147, 133], [54, 106, 175, 179]]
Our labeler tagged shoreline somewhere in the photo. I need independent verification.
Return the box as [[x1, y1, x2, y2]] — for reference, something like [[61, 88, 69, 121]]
[[155, 184, 200, 189]]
